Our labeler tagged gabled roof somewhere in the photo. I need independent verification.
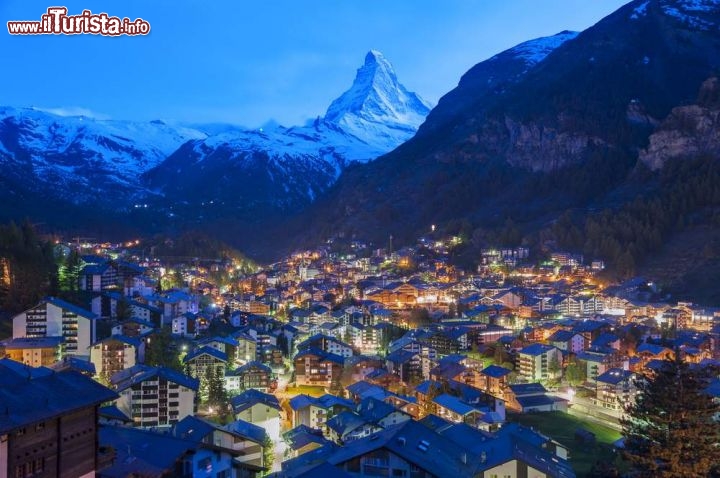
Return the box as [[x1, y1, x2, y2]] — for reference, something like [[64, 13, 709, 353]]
[[44, 297, 98, 319], [231, 388, 281, 413], [325, 411, 369, 437], [508, 383, 548, 396], [636, 342, 672, 356], [432, 394, 479, 416], [519, 343, 557, 356], [99, 404, 132, 423], [183, 345, 227, 364], [547, 330, 579, 343], [93, 334, 141, 348], [596, 368, 634, 385], [294, 347, 344, 365], [111, 364, 199, 391], [99, 425, 199, 477], [356, 397, 400, 424], [1, 336, 64, 349], [234, 360, 272, 375], [283, 424, 332, 451], [0, 359, 118, 434], [481, 365, 513, 379]]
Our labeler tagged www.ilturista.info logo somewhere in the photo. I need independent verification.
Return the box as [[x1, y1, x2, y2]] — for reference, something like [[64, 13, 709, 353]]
[[7, 7, 150, 36]]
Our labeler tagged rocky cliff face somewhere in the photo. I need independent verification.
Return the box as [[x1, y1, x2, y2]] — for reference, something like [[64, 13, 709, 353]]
[[640, 77, 720, 170]]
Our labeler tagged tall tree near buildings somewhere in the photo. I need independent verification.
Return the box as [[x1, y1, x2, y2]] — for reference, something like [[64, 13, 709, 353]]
[[620, 357, 720, 477], [145, 326, 181, 371], [0, 221, 57, 313]]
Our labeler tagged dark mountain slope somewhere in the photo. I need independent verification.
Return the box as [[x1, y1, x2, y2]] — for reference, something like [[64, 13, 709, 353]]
[[298, 0, 720, 250]]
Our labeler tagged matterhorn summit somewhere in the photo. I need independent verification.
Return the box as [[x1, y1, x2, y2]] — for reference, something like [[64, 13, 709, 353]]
[[324, 50, 432, 149]]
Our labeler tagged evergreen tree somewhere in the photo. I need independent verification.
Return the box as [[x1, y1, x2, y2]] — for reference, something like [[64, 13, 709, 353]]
[[261, 434, 275, 475], [145, 326, 182, 371], [207, 366, 230, 419], [621, 357, 720, 477]]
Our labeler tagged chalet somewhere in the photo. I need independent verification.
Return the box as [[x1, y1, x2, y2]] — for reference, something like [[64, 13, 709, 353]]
[[577, 348, 624, 383], [479, 364, 512, 399], [546, 330, 585, 354], [111, 364, 198, 428], [183, 346, 227, 380], [0, 336, 63, 367], [231, 389, 282, 441], [173, 415, 268, 473], [594, 368, 638, 413], [111, 316, 155, 337], [293, 348, 344, 387], [280, 419, 574, 478], [517, 344, 563, 382], [636, 342, 674, 370], [0, 359, 118, 478], [79, 261, 120, 292], [283, 425, 333, 459], [506, 383, 567, 413], [226, 361, 273, 393], [289, 393, 354, 430], [89, 335, 144, 379], [297, 333, 354, 358]]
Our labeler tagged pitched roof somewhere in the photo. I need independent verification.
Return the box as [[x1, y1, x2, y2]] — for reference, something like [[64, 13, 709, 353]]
[[1, 336, 64, 349], [432, 394, 479, 416], [44, 297, 98, 319], [481, 365, 513, 379], [519, 343, 557, 356], [111, 364, 199, 391], [98, 425, 198, 477], [183, 345, 228, 363], [231, 389, 281, 413], [596, 368, 634, 385], [0, 359, 117, 434]]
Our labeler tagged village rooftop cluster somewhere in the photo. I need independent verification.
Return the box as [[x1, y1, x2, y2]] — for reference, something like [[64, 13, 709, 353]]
[[2, 233, 719, 477]]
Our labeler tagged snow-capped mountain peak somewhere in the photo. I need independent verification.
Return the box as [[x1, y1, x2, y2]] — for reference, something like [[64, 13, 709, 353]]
[[494, 30, 579, 66], [324, 50, 432, 149]]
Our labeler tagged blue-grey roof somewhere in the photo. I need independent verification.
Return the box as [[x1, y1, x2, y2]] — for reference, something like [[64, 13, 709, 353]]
[[509, 383, 548, 396], [0, 359, 117, 434], [519, 343, 557, 356], [94, 334, 142, 348], [284, 425, 332, 451], [481, 365, 512, 379], [356, 397, 400, 424], [231, 388, 281, 413], [226, 418, 268, 444], [293, 347, 344, 365], [45, 296, 98, 319], [515, 394, 563, 409], [99, 404, 132, 422], [98, 425, 198, 477], [547, 330, 578, 343], [596, 368, 634, 385], [183, 345, 228, 363], [112, 364, 199, 391], [637, 343, 671, 356], [346, 380, 387, 400], [289, 394, 316, 411], [326, 410, 368, 437], [173, 415, 220, 442], [235, 360, 272, 375], [432, 394, 479, 416], [2, 336, 64, 349]]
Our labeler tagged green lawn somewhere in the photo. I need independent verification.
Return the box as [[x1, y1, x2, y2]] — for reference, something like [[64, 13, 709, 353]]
[[508, 411, 624, 477]]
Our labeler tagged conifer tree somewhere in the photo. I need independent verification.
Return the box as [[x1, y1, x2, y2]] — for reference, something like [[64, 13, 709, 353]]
[[620, 357, 720, 477]]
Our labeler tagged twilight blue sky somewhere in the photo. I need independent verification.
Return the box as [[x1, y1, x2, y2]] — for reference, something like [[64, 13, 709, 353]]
[[0, 1, 629, 127]]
